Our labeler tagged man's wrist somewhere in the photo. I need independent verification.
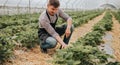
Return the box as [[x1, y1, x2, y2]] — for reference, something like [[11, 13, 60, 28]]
[[61, 42, 65, 45], [67, 25, 71, 29]]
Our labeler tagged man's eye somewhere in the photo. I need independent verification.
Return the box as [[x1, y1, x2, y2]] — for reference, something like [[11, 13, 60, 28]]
[[52, 8, 55, 10]]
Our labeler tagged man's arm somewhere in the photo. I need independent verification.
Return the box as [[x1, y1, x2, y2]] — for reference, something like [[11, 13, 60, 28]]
[[59, 9, 72, 38], [66, 18, 72, 38]]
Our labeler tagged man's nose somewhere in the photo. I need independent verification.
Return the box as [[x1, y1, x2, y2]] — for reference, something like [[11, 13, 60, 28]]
[[53, 10, 57, 13]]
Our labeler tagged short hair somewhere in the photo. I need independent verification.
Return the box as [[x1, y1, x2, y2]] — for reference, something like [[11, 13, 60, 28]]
[[48, 0, 60, 8]]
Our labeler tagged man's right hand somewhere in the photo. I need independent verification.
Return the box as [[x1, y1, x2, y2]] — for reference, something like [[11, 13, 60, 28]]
[[61, 43, 67, 48], [55, 35, 68, 49]]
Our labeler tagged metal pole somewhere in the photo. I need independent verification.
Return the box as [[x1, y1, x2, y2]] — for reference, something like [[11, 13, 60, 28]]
[[72, 0, 78, 11], [65, 0, 71, 10], [106, 0, 108, 9], [71, 0, 76, 10], [75, 0, 81, 11], [3, 0, 8, 15], [35, 0, 41, 12], [29, 0, 31, 14], [17, 0, 22, 14], [43, 0, 47, 9]]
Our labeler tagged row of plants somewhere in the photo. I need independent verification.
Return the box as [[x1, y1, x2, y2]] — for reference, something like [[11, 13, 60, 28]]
[[73, 11, 103, 27], [68, 10, 103, 19], [53, 12, 120, 65], [57, 11, 103, 25], [0, 24, 38, 48], [0, 13, 39, 63], [112, 10, 120, 23], [0, 11, 102, 29], [0, 16, 39, 29], [0, 13, 39, 22], [0, 33, 15, 64]]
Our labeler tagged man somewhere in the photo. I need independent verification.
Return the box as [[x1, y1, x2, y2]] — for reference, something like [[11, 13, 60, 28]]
[[38, 0, 74, 53]]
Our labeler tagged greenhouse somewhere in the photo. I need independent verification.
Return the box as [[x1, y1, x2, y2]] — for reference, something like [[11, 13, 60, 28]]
[[0, 0, 120, 65]]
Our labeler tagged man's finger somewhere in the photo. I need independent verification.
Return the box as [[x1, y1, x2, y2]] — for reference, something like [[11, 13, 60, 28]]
[[62, 45, 65, 49], [62, 46, 64, 48]]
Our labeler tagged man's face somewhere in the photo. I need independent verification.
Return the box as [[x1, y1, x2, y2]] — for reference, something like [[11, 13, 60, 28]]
[[47, 5, 59, 16]]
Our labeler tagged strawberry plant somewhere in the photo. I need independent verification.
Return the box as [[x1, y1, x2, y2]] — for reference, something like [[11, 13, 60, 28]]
[[0, 35, 14, 63]]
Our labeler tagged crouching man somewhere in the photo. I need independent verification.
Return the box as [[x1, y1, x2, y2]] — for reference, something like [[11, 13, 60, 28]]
[[38, 0, 74, 53]]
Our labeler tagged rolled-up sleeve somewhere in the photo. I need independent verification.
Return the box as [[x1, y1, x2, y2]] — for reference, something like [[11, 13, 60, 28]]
[[59, 9, 71, 21], [40, 19, 59, 38]]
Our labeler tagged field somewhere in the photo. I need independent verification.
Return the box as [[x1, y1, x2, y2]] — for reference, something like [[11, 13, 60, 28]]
[[0, 10, 120, 65]]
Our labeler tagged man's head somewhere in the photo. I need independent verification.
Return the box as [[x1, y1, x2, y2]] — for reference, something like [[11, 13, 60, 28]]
[[47, 0, 60, 16]]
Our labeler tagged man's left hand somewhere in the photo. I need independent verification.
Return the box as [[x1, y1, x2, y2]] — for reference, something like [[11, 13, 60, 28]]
[[65, 28, 71, 38]]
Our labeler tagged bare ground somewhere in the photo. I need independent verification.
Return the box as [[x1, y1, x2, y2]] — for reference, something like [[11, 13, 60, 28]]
[[110, 15, 120, 62]]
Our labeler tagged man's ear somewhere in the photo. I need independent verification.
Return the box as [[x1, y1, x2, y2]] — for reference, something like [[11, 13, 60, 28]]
[[47, 4, 49, 8]]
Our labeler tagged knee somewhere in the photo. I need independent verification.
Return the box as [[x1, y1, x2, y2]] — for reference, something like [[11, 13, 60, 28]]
[[46, 37, 57, 48]]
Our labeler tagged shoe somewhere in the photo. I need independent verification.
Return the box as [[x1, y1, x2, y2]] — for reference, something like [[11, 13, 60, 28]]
[[41, 48, 47, 53]]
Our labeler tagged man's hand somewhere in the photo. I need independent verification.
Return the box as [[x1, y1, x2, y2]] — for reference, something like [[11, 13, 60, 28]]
[[61, 43, 67, 48], [65, 27, 71, 38]]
